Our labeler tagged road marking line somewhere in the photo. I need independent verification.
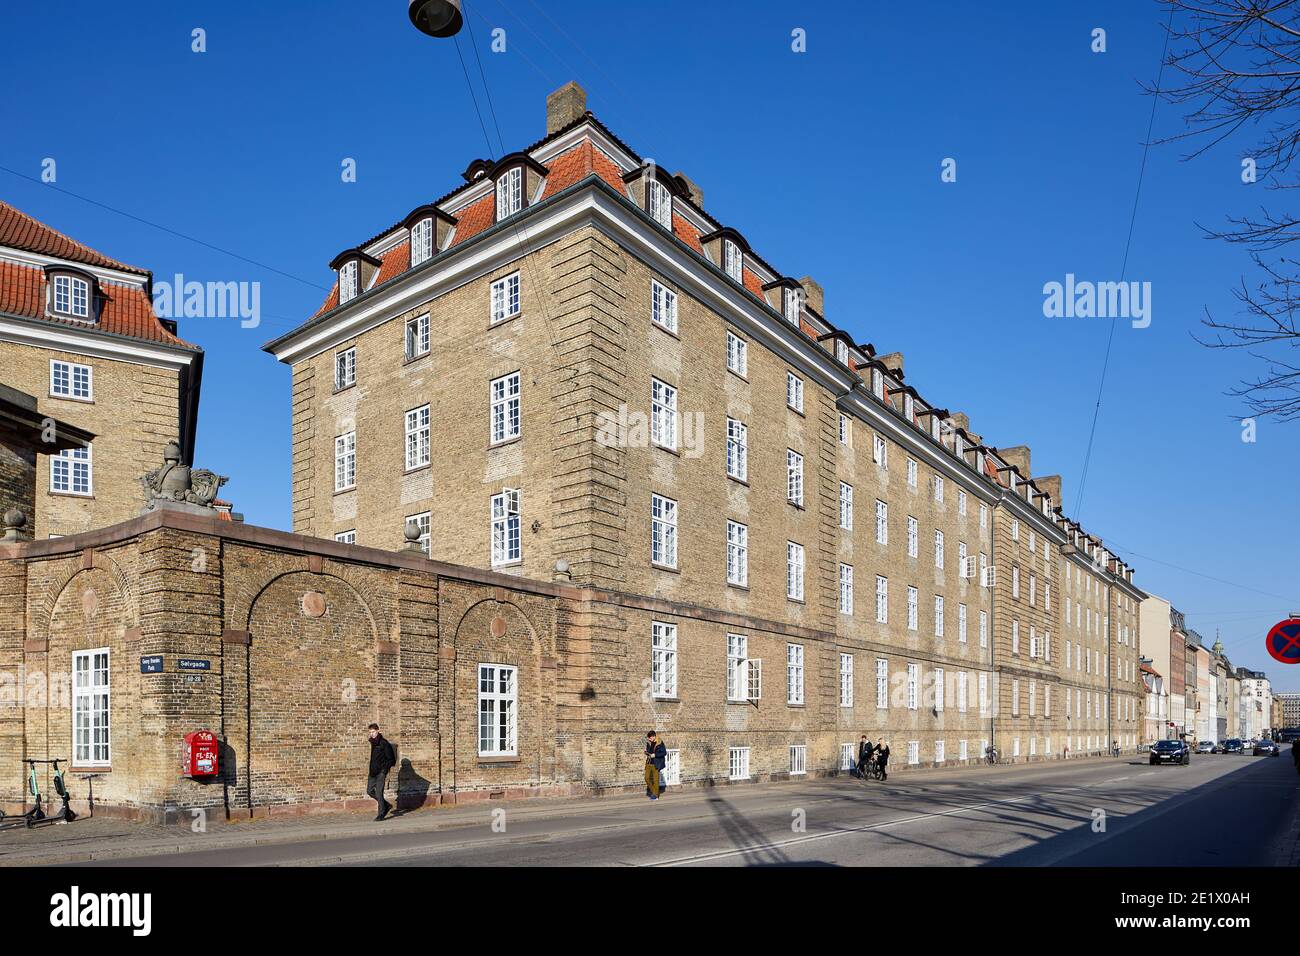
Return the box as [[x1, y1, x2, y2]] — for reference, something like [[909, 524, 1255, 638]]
[[641, 785, 1090, 867]]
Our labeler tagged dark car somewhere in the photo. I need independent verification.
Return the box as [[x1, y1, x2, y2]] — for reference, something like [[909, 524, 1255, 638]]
[[1253, 740, 1278, 756], [1150, 739, 1190, 765], [1222, 738, 1244, 754]]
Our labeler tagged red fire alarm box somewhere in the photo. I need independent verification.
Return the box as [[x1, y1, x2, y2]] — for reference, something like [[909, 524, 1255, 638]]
[[183, 730, 219, 777]]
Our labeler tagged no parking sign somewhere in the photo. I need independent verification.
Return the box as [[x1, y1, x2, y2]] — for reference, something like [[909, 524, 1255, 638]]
[[1265, 618, 1300, 665]]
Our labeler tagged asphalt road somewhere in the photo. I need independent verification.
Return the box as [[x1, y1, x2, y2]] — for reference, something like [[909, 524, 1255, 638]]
[[76, 751, 1299, 867]]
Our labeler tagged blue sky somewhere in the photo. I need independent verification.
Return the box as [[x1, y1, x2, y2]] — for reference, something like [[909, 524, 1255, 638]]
[[4, 1, 1297, 690]]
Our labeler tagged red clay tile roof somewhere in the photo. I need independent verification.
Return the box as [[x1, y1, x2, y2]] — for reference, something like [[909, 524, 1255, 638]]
[[672, 212, 703, 253], [448, 193, 496, 248], [0, 200, 149, 275], [0, 260, 197, 348], [372, 240, 410, 286]]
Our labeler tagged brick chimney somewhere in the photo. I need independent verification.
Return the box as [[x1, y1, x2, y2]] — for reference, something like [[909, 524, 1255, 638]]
[[878, 351, 904, 378], [999, 445, 1031, 479], [547, 81, 587, 134], [798, 276, 824, 315], [674, 171, 703, 207], [1038, 474, 1062, 510]]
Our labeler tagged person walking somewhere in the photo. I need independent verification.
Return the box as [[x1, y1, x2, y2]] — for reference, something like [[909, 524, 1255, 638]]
[[645, 730, 667, 800], [876, 741, 891, 781], [367, 723, 396, 821], [857, 735, 874, 778]]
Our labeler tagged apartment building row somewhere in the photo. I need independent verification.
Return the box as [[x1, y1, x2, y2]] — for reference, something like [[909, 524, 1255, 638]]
[[262, 81, 1144, 790]]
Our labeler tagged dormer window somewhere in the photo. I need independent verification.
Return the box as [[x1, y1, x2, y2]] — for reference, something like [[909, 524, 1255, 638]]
[[871, 368, 884, 400], [903, 394, 915, 422], [52, 274, 90, 318], [835, 340, 848, 364], [723, 239, 742, 282], [784, 287, 802, 325], [496, 166, 523, 220], [338, 260, 359, 304], [930, 416, 940, 441], [647, 178, 673, 229], [410, 217, 434, 267]]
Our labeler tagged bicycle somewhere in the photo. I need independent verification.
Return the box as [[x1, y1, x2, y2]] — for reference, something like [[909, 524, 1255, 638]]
[[855, 755, 884, 782], [984, 746, 999, 765]]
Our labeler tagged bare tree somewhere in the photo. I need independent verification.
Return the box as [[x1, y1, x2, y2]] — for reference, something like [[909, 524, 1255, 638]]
[[1156, 0, 1300, 419]]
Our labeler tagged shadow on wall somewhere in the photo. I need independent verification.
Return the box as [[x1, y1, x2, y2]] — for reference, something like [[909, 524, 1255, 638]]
[[397, 758, 432, 811]]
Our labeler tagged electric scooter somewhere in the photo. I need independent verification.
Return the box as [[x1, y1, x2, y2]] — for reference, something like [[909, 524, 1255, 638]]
[[14, 759, 77, 828]]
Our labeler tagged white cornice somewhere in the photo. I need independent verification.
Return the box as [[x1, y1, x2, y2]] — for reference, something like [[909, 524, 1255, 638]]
[[0, 246, 149, 288], [533, 121, 639, 172], [0, 314, 196, 371]]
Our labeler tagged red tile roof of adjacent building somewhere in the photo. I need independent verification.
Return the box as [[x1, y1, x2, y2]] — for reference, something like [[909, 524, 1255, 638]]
[[0, 201, 198, 349], [0, 200, 149, 275]]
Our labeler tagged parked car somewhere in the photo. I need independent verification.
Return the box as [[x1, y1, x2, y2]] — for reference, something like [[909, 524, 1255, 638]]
[[1253, 740, 1279, 756], [1196, 740, 1215, 754], [1150, 739, 1191, 765], [1222, 738, 1244, 754]]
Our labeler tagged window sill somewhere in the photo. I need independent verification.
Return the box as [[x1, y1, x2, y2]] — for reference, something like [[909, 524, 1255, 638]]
[[333, 383, 356, 395], [727, 474, 749, 488], [651, 321, 680, 341], [477, 756, 520, 765], [727, 369, 749, 383], [71, 765, 110, 774], [48, 393, 94, 404], [49, 491, 94, 500], [653, 443, 681, 458], [489, 435, 522, 452], [651, 562, 680, 575], [403, 464, 431, 477], [488, 312, 522, 330], [332, 487, 356, 497], [726, 582, 750, 592], [491, 560, 523, 571], [402, 351, 431, 367], [653, 696, 680, 704]]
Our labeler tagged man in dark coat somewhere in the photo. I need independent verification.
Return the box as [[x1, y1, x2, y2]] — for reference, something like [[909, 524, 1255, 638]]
[[857, 736, 874, 777], [876, 741, 891, 781], [645, 730, 667, 799], [367, 723, 397, 820]]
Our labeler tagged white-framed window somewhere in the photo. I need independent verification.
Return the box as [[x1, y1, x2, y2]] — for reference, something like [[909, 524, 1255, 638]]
[[958, 603, 968, 643], [786, 372, 804, 413], [1012, 565, 1021, 599], [726, 331, 748, 377], [495, 166, 523, 219], [726, 520, 748, 586], [490, 371, 522, 445], [934, 595, 945, 637], [651, 279, 678, 333], [907, 458, 918, 487], [406, 511, 431, 554], [839, 653, 854, 707], [960, 739, 969, 761], [873, 433, 888, 469], [647, 177, 673, 229], [1029, 574, 1037, 606], [1013, 737, 1022, 758], [72, 647, 110, 766], [958, 490, 967, 516], [958, 541, 968, 576], [727, 634, 748, 702], [1029, 530, 1037, 554], [935, 740, 946, 764], [839, 414, 851, 446], [786, 643, 804, 705], [904, 394, 915, 421], [335, 530, 357, 544], [933, 474, 944, 503], [333, 433, 355, 492], [338, 260, 358, 305], [979, 504, 988, 529], [1011, 518, 1020, 541], [650, 493, 678, 568], [727, 419, 748, 481], [839, 482, 854, 530], [790, 745, 807, 776], [405, 404, 431, 469], [979, 609, 988, 648], [1012, 620, 1020, 655], [934, 529, 944, 569], [838, 563, 854, 615], [52, 274, 91, 318], [1029, 679, 1037, 716], [723, 238, 743, 282], [907, 586, 918, 630], [907, 516, 918, 557], [410, 217, 434, 266], [335, 347, 356, 390], [490, 488, 521, 566], [934, 667, 945, 712], [50, 360, 92, 400], [876, 658, 889, 708], [836, 339, 849, 364], [979, 673, 989, 716], [876, 575, 889, 623], [1012, 679, 1021, 716], [1029, 626, 1039, 659], [875, 498, 888, 544], [664, 749, 681, 786], [958, 671, 969, 713], [651, 621, 678, 698], [490, 272, 521, 324], [786, 542, 805, 601], [871, 367, 884, 399], [783, 286, 801, 324], [1044, 685, 1052, 718], [728, 746, 750, 780], [405, 314, 430, 360], [786, 450, 804, 506], [51, 445, 92, 496], [478, 663, 517, 756], [651, 378, 678, 450], [908, 741, 920, 766], [841, 743, 855, 771]]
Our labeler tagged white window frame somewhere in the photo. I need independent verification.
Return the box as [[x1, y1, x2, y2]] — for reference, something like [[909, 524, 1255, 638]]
[[839, 563, 854, 615], [405, 313, 430, 360], [786, 541, 805, 601], [727, 520, 748, 586], [495, 166, 523, 219], [728, 746, 750, 780], [334, 530, 357, 544], [651, 377, 678, 450], [783, 286, 801, 324], [723, 238, 743, 282], [727, 634, 748, 702], [935, 594, 945, 638], [72, 647, 110, 766], [786, 643, 805, 705], [651, 279, 678, 333], [907, 515, 918, 558], [876, 658, 890, 708], [338, 260, 358, 305], [907, 458, 917, 487], [786, 372, 804, 413], [907, 586, 918, 631], [334, 432, 355, 492], [490, 371, 522, 445], [50, 360, 92, 400], [651, 494, 678, 569], [477, 663, 517, 757], [52, 273, 91, 318], [873, 433, 888, 469], [647, 178, 673, 229], [875, 498, 888, 544], [786, 449, 804, 506], [405, 404, 431, 470], [490, 488, 521, 566], [790, 745, 808, 776], [410, 217, 434, 267], [839, 413, 851, 446], [727, 419, 748, 482], [334, 347, 356, 390], [876, 575, 889, 624], [726, 331, 748, 377], [651, 621, 678, 698], [406, 511, 431, 554], [490, 272, 521, 324], [51, 445, 92, 496], [840, 482, 854, 530], [934, 529, 944, 569], [840, 653, 854, 708]]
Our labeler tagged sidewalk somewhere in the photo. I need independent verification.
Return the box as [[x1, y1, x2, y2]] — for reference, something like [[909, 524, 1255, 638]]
[[0, 753, 1134, 867]]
